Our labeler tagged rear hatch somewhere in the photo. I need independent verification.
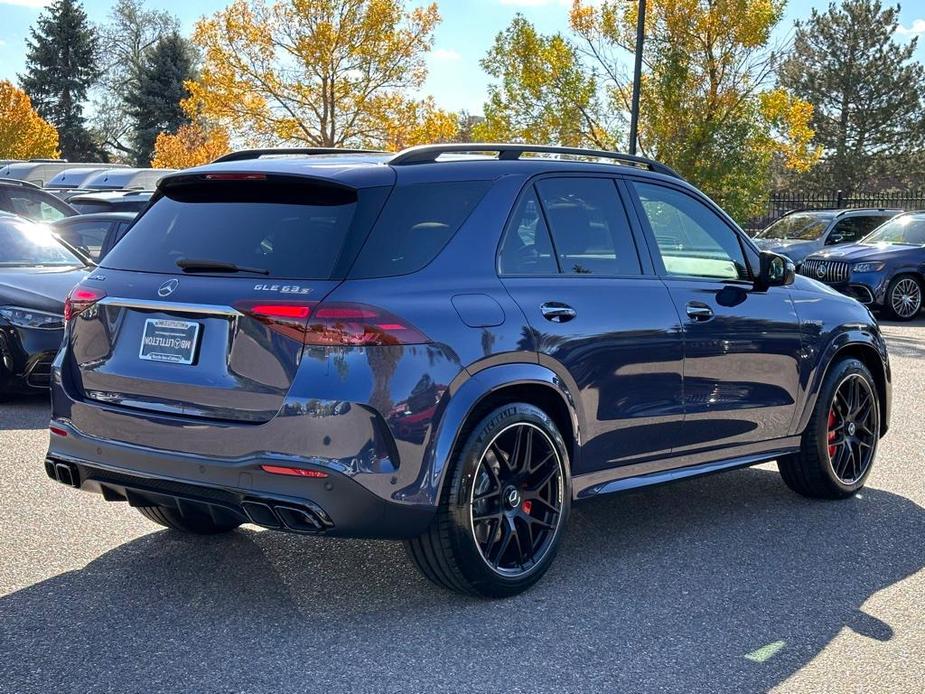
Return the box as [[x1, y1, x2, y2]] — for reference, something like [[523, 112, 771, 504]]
[[65, 172, 390, 422]]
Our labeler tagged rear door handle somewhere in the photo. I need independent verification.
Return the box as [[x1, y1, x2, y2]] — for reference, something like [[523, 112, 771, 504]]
[[540, 302, 577, 323], [686, 302, 714, 321]]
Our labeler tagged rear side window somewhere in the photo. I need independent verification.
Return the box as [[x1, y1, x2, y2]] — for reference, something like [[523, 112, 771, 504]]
[[830, 215, 889, 243], [349, 181, 490, 278], [536, 178, 641, 275], [101, 179, 389, 279], [498, 189, 557, 275], [56, 220, 112, 259]]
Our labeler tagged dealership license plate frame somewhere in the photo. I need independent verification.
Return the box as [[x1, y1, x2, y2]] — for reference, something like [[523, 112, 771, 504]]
[[138, 318, 201, 365]]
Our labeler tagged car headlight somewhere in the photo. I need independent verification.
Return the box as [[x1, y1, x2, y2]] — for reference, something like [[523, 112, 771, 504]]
[[852, 262, 884, 273], [0, 306, 65, 330]]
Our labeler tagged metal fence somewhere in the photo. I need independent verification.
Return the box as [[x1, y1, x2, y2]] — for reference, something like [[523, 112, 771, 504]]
[[745, 191, 925, 232]]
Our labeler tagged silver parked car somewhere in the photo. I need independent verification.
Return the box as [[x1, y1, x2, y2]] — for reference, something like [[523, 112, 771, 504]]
[[753, 208, 900, 267]]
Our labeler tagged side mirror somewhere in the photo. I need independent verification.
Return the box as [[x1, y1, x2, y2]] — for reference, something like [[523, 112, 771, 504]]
[[758, 251, 795, 289], [826, 232, 844, 245]]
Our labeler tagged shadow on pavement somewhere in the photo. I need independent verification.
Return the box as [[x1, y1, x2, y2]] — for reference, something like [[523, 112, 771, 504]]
[[1, 467, 923, 693]]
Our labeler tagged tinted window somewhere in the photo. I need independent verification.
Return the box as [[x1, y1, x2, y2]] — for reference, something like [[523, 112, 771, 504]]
[[350, 181, 489, 278], [634, 182, 748, 280], [0, 220, 83, 266], [757, 212, 833, 240], [535, 178, 640, 275], [498, 189, 557, 274], [830, 215, 889, 243], [102, 182, 389, 279], [56, 220, 112, 260], [5, 189, 72, 221]]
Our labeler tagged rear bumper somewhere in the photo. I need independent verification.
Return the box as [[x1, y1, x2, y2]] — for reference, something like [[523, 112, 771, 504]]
[[45, 423, 435, 539]]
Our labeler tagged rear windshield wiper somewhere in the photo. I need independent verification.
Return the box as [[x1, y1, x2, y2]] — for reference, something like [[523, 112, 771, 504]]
[[176, 258, 270, 275]]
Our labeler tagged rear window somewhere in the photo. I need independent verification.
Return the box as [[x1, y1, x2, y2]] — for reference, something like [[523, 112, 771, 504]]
[[349, 180, 490, 278], [101, 179, 390, 279]]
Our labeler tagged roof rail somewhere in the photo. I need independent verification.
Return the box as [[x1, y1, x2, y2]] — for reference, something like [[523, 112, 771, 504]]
[[0, 178, 41, 189], [388, 143, 683, 179], [212, 147, 388, 163]]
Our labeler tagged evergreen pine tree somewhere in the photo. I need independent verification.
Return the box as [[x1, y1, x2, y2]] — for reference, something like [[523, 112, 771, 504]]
[[779, 0, 925, 193], [19, 0, 100, 161], [125, 33, 198, 166]]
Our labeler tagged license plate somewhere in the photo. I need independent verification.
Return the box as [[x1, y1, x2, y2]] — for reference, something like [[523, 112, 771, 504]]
[[138, 319, 201, 364]]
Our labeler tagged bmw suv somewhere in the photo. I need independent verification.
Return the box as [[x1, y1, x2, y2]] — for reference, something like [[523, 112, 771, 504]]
[[46, 144, 891, 597]]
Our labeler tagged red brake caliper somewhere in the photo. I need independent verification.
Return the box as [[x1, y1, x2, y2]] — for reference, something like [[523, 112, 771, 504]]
[[521, 500, 532, 515], [827, 409, 837, 459]]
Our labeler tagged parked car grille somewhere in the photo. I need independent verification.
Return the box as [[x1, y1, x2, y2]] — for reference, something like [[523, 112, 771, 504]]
[[801, 259, 850, 283]]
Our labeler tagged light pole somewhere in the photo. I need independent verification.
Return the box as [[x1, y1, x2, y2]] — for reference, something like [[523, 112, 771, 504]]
[[628, 0, 646, 156]]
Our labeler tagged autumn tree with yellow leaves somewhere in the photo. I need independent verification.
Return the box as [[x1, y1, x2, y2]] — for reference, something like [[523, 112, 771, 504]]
[[569, 0, 820, 219], [0, 81, 59, 160], [183, 0, 458, 150], [474, 15, 614, 149], [151, 122, 231, 169], [476, 1, 819, 221]]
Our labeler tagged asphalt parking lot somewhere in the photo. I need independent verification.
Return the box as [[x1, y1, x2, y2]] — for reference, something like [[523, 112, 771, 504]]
[[1, 322, 923, 693]]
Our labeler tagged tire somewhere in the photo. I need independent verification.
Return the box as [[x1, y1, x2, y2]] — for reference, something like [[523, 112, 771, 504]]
[[884, 274, 922, 321], [778, 358, 880, 499], [137, 505, 241, 534], [405, 403, 571, 598]]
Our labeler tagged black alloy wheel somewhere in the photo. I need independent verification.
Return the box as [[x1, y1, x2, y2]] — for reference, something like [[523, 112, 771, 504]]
[[405, 403, 570, 597], [778, 358, 880, 499], [470, 422, 564, 576], [825, 373, 879, 485]]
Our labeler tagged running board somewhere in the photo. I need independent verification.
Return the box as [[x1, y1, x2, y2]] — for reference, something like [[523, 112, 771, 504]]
[[574, 449, 797, 499]]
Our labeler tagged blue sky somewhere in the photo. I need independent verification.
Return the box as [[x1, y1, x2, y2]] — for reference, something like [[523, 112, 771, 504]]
[[1, 0, 924, 114]]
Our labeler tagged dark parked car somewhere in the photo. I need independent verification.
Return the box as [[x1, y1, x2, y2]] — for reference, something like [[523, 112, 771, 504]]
[[0, 212, 89, 394], [753, 208, 899, 267], [65, 190, 153, 214], [0, 179, 77, 222], [52, 212, 136, 261], [801, 210, 925, 320], [46, 144, 891, 597]]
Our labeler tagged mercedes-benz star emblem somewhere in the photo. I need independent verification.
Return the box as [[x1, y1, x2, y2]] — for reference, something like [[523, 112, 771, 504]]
[[816, 264, 827, 279], [506, 488, 521, 507], [157, 279, 180, 297]]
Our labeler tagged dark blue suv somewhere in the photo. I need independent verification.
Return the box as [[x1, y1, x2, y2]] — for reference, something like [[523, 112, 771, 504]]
[[46, 144, 891, 597]]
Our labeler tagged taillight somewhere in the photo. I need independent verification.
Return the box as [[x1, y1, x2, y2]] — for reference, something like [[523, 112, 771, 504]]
[[64, 286, 106, 323], [235, 300, 317, 342], [304, 303, 430, 346], [235, 301, 429, 346]]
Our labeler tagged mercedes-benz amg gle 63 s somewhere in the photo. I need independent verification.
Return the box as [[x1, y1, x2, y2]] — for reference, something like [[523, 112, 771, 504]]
[[46, 144, 891, 597]]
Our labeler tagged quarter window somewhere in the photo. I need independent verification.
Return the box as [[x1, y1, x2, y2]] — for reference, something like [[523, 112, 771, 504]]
[[535, 178, 640, 276], [350, 181, 490, 278], [498, 189, 557, 275], [633, 182, 748, 281]]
